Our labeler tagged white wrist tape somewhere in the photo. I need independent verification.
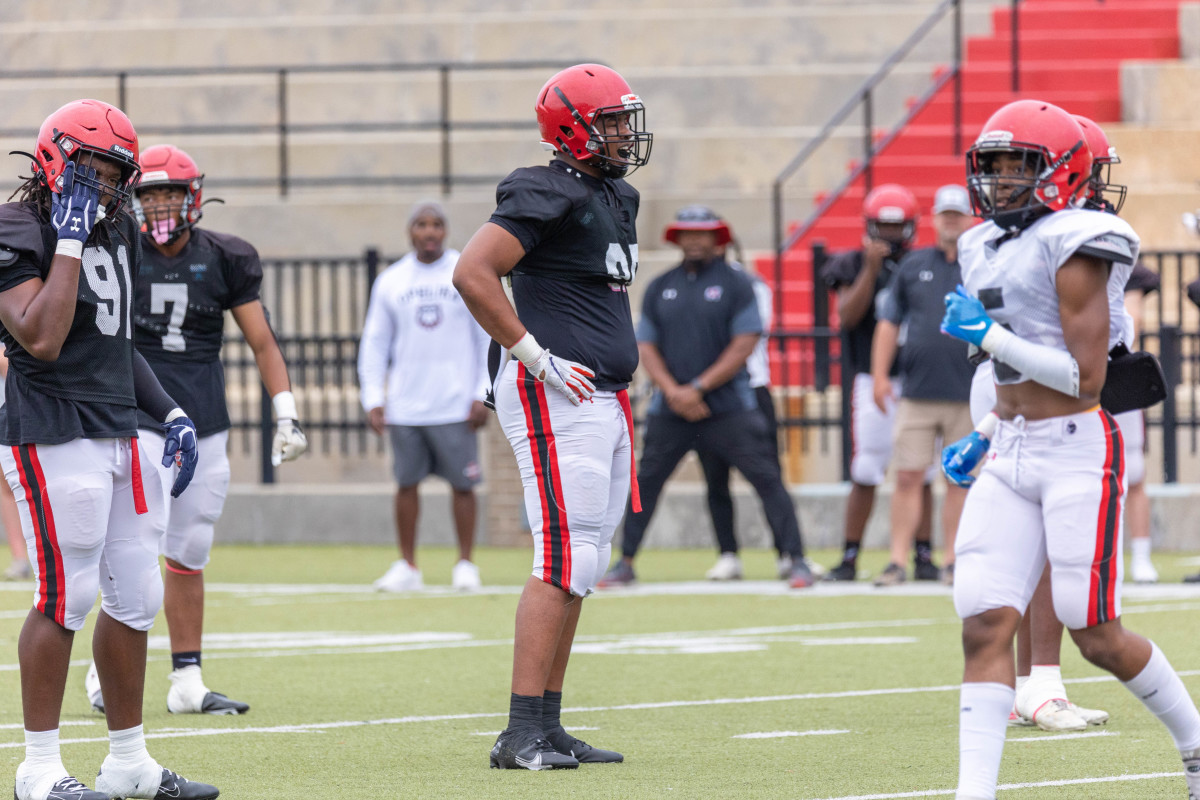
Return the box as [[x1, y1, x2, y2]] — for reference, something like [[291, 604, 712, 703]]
[[508, 332, 544, 368], [975, 412, 999, 439], [55, 239, 83, 260], [272, 390, 298, 421], [980, 325, 1080, 397], [164, 407, 187, 423]]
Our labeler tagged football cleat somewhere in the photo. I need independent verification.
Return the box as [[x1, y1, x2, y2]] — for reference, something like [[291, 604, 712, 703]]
[[167, 666, 249, 715], [15, 768, 109, 800], [596, 560, 635, 588], [373, 559, 424, 593], [95, 762, 218, 800], [1007, 709, 1034, 727], [913, 559, 941, 581], [1067, 701, 1109, 726], [451, 560, 482, 591], [1129, 558, 1159, 584], [545, 727, 623, 764], [489, 728, 579, 770], [787, 559, 815, 589], [1024, 698, 1087, 732], [803, 557, 828, 580], [85, 661, 105, 713], [705, 553, 743, 581], [873, 563, 906, 587], [825, 561, 857, 582], [1182, 746, 1200, 800]]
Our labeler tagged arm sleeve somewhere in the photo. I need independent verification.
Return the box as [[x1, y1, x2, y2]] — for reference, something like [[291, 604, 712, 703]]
[[132, 349, 179, 423], [356, 277, 395, 411]]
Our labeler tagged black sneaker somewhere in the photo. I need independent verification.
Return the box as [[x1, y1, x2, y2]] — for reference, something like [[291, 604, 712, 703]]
[[95, 767, 218, 800], [825, 561, 857, 582], [17, 776, 109, 800], [490, 727, 580, 770], [596, 560, 635, 588], [545, 726, 623, 764], [1184, 572, 1200, 584], [913, 559, 941, 581]]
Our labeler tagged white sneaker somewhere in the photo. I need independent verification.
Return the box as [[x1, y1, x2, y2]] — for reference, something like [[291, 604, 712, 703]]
[[94, 755, 163, 800], [803, 557, 827, 580], [1130, 558, 1159, 584], [705, 553, 743, 581], [1067, 700, 1109, 726], [1018, 696, 1087, 732], [84, 660, 104, 713], [373, 559, 423, 592], [451, 560, 481, 591]]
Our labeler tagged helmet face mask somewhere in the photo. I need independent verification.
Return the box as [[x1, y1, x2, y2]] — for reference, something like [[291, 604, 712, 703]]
[[34, 99, 140, 220], [133, 144, 204, 246], [1073, 114, 1126, 215], [862, 183, 919, 258], [966, 100, 1091, 231], [537, 64, 653, 179]]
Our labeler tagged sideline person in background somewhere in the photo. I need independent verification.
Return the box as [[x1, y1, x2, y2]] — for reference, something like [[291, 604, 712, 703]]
[[869, 184, 975, 586], [359, 202, 490, 593], [820, 184, 934, 581], [597, 205, 813, 589]]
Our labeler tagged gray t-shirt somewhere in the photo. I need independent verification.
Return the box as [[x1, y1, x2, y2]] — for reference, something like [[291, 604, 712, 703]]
[[880, 246, 974, 402]]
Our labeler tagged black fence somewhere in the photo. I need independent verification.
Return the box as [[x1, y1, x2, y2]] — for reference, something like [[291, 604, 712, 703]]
[[224, 248, 1200, 483]]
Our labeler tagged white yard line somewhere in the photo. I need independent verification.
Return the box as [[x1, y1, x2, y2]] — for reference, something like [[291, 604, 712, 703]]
[[805, 770, 1181, 800], [1006, 730, 1117, 743], [733, 730, 849, 739]]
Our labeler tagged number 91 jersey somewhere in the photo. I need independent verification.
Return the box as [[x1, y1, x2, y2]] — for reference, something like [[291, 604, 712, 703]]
[[0, 202, 142, 444], [132, 228, 263, 435], [489, 160, 641, 391]]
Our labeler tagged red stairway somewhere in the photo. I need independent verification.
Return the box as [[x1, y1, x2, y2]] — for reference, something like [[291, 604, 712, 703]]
[[760, 0, 1187, 385]]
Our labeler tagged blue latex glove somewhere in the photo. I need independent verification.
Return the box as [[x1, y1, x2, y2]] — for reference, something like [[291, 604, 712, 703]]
[[49, 162, 103, 244], [161, 415, 199, 498], [941, 285, 994, 347], [941, 431, 991, 488]]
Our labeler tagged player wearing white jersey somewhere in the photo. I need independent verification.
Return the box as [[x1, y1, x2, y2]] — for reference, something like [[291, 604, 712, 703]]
[[939, 100, 1200, 800]]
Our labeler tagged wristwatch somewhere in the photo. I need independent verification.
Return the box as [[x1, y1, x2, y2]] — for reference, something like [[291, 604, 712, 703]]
[[689, 377, 705, 392]]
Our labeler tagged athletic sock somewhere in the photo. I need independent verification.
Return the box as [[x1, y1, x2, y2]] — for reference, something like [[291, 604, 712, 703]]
[[23, 728, 64, 773], [508, 693, 543, 733], [1131, 536, 1153, 562], [842, 543, 860, 565], [956, 682, 1014, 799], [107, 725, 152, 767], [1121, 642, 1200, 752], [542, 690, 563, 733], [172, 651, 201, 671], [915, 540, 934, 564]]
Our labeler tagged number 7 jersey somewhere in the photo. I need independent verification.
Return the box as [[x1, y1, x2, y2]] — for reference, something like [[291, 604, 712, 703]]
[[131, 227, 263, 435]]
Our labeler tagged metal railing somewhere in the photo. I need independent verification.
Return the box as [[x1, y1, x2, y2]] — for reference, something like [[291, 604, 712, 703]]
[[0, 60, 583, 196]]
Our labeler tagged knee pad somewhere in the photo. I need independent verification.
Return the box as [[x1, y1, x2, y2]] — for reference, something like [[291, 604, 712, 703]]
[[568, 542, 601, 596], [161, 459, 227, 570], [60, 565, 102, 632], [99, 552, 165, 632]]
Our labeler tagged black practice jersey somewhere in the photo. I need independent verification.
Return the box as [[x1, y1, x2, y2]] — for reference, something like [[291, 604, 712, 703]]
[[0, 203, 142, 444], [132, 228, 262, 435], [489, 159, 640, 391], [820, 249, 903, 377]]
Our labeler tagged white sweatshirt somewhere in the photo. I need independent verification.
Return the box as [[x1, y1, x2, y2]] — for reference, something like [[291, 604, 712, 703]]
[[357, 250, 491, 425]]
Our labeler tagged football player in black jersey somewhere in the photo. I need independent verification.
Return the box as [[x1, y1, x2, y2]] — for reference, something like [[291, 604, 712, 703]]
[[82, 144, 307, 719], [0, 101, 216, 800], [454, 63, 651, 770]]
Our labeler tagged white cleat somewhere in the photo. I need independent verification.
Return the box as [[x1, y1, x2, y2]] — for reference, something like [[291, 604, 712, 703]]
[[94, 756, 165, 800], [1025, 698, 1087, 732], [373, 559, 423, 592], [1182, 746, 1200, 800], [451, 559, 482, 591], [1067, 700, 1109, 726], [1130, 558, 1159, 584], [84, 660, 104, 713], [167, 665, 249, 715], [705, 553, 743, 581]]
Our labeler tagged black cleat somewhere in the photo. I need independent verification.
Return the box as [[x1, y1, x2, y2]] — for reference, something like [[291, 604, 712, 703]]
[[95, 767, 218, 800], [16, 775, 109, 800], [545, 727, 623, 764], [489, 727, 580, 770], [825, 561, 857, 582], [913, 559, 941, 581], [199, 692, 249, 715]]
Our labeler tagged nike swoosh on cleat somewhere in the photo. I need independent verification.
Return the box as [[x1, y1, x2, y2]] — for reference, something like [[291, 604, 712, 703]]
[[515, 754, 542, 769]]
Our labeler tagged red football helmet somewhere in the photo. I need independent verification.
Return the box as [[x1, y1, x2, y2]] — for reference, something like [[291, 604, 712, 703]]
[[135, 145, 205, 245], [33, 99, 140, 218], [1072, 114, 1126, 215], [535, 64, 653, 179], [966, 100, 1092, 231], [862, 183, 919, 250]]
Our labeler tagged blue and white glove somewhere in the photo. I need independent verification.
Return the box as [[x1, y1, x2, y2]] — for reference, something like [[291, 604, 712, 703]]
[[510, 332, 596, 406], [49, 162, 104, 256], [941, 285, 994, 347], [161, 410, 199, 498], [941, 412, 998, 488]]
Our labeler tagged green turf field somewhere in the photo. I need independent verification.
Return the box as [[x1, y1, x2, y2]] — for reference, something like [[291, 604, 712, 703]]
[[3, 545, 1199, 799]]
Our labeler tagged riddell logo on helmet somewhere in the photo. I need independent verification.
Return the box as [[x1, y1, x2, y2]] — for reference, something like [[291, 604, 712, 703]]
[[876, 206, 906, 222], [110, 145, 135, 159], [620, 93, 641, 109], [977, 130, 1014, 145], [141, 170, 170, 182]]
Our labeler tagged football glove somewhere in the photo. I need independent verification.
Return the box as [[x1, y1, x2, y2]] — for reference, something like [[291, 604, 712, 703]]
[[510, 332, 595, 406], [941, 285, 994, 347], [50, 162, 104, 246], [161, 413, 199, 498], [271, 419, 308, 466], [941, 430, 991, 488]]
